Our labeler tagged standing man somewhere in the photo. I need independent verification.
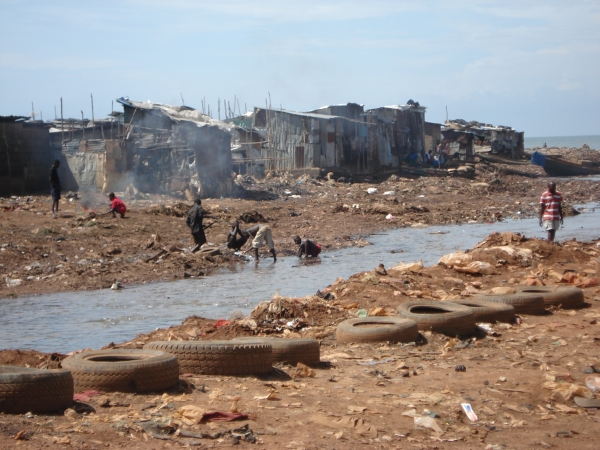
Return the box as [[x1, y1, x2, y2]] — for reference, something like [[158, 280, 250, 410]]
[[293, 235, 321, 258], [241, 224, 277, 262], [49, 160, 61, 218], [186, 199, 213, 253], [539, 181, 563, 242]]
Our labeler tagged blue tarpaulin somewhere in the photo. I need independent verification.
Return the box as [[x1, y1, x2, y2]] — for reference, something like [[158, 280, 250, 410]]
[[530, 151, 546, 167]]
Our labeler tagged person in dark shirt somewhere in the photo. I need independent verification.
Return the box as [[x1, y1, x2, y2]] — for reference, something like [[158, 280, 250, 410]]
[[186, 199, 214, 252], [226, 221, 250, 251], [49, 160, 61, 218], [294, 235, 321, 258]]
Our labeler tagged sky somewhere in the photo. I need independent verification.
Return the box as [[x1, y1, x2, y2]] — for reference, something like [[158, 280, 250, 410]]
[[1, 0, 599, 137]]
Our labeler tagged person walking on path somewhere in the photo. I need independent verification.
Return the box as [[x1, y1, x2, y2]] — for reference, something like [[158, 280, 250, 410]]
[[242, 224, 277, 262], [186, 199, 214, 253], [294, 235, 321, 258], [100, 193, 127, 219], [49, 160, 61, 218], [539, 181, 563, 242]]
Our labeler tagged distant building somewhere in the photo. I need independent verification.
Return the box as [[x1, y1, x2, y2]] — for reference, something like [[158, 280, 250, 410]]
[[249, 101, 427, 175], [0, 116, 52, 196]]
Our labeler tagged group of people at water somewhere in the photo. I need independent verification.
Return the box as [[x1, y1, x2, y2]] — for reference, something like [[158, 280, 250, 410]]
[[50, 160, 563, 265]]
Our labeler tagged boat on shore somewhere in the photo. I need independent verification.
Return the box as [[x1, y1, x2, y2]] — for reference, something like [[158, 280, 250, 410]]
[[530, 151, 600, 177]]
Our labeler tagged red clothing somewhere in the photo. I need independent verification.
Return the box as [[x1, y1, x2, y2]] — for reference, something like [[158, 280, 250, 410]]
[[308, 243, 321, 257], [539, 190, 562, 221], [110, 197, 127, 215]]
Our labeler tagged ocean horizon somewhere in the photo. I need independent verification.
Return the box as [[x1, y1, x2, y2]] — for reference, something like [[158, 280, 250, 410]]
[[524, 135, 600, 150]]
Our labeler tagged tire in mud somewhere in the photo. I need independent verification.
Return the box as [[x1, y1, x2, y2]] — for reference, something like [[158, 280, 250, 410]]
[[0, 366, 73, 414], [396, 300, 476, 336], [447, 299, 516, 323], [144, 341, 272, 375], [61, 349, 179, 393], [473, 293, 546, 315], [513, 286, 585, 308], [336, 317, 419, 344], [232, 338, 320, 366]]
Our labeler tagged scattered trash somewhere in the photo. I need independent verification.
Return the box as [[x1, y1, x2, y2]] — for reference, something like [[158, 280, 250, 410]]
[[573, 396, 600, 408], [382, 191, 395, 196], [585, 375, 600, 392], [461, 403, 478, 421], [356, 358, 395, 366], [385, 214, 395, 220], [356, 309, 368, 317], [110, 281, 124, 290], [413, 415, 443, 433], [366, 188, 378, 194]]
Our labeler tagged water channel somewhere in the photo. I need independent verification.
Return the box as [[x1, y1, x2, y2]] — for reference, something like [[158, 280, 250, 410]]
[[1, 203, 598, 353]]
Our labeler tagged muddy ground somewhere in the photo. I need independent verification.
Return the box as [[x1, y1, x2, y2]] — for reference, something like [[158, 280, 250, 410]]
[[1, 156, 599, 299], [1, 228, 600, 448]]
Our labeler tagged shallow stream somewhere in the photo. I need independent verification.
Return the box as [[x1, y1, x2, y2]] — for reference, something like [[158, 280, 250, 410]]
[[1, 203, 598, 353]]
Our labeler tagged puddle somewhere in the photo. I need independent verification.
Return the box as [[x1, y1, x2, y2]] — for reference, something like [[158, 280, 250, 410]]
[[1, 203, 598, 353]]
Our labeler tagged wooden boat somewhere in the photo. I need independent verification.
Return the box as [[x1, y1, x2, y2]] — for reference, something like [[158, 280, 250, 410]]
[[477, 153, 531, 166], [530, 151, 600, 177]]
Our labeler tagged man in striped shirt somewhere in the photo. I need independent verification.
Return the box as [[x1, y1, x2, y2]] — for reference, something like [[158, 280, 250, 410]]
[[539, 181, 563, 242]]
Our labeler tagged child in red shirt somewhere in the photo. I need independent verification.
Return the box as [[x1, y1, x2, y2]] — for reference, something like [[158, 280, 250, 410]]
[[102, 192, 127, 218]]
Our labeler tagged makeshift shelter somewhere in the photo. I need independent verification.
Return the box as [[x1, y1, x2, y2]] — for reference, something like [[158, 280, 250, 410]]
[[444, 119, 524, 159], [116, 98, 233, 198], [0, 116, 52, 196]]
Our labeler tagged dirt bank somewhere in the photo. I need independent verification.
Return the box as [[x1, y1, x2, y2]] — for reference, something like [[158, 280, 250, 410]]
[[2, 157, 599, 299], [1, 232, 599, 449]]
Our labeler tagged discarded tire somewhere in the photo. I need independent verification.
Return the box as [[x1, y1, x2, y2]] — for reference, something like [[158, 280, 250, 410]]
[[61, 349, 179, 393], [144, 341, 272, 375], [233, 338, 320, 366], [396, 301, 476, 336], [0, 366, 73, 414], [447, 299, 516, 323], [199, 246, 221, 257], [513, 286, 585, 308], [336, 317, 419, 343], [473, 293, 546, 315]]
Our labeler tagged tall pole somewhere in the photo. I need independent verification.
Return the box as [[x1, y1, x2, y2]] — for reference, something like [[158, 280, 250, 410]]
[[81, 111, 85, 141], [31, 102, 35, 120], [91, 94, 95, 139], [60, 98, 64, 142]]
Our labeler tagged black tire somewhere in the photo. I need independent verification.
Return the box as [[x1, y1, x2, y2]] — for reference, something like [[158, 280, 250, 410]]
[[232, 338, 320, 366], [396, 301, 476, 336], [447, 299, 516, 323], [144, 341, 272, 375], [61, 350, 179, 393], [473, 293, 546, 315], [513, 286, 585, 308], [0, 366, 73, 414], [336, 317, 419, 344]]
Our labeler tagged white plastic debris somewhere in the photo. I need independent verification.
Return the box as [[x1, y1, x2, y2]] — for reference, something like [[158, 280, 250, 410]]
[[461, 403, 478, 421], [383, 191, 395, 196], [366, 188, 378, 194]]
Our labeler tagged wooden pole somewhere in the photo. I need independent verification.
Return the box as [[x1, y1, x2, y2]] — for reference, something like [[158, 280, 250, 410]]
[[81, 111, 85, 141], [111, 101, 114, 139], [31, 102, 35, 121], [60, 98, 64, 142], [180, 93, 185, 106], [91, 94, 95, 139]]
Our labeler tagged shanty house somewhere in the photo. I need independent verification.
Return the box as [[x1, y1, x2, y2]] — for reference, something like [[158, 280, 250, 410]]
[[117, 98, 233, 198], [0, 116, 52, 196]]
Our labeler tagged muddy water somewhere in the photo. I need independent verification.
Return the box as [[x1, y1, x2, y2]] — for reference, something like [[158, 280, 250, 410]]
[[1, 204, 598, 353]]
